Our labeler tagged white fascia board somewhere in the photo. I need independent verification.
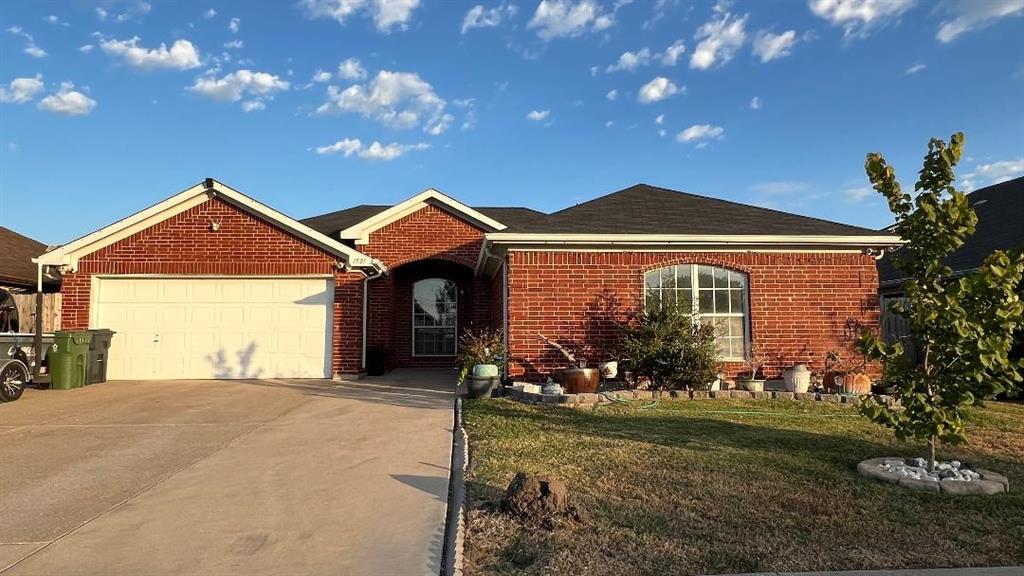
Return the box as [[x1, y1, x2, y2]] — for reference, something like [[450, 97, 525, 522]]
[[484, 233, 904, 247], [37, 179, 379, 272], [337, 187, 508, 244]]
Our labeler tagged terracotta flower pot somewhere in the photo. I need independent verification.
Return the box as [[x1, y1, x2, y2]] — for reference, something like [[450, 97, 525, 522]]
[[555, 367, 599, 394]]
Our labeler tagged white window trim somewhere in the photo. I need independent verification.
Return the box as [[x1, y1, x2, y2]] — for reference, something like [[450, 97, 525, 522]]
[[412, 278, 458, 357], [643, 264, 751, 362]]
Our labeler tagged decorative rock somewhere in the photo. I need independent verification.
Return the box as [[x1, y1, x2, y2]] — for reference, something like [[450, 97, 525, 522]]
[[772, 391, 795, 400], [843, 395, 862, 406], [820, 393, 841, 403], [939, 479, 1006, 496], [613, 390, 635, 400], [691, 390, 709, 399], [576, 392, 598, 405], [857, 458, 901, 484], [795, 392, 818, 401], [523, 392, 541, 403], [751, 391, 772, 400], [898, 476, 941, 493], [670, 390, 689, 399], [633, 390, 654, 400], [976, 469, 1010, 489], [731, 390, 753, 399], [708, 390, 726, 398], [503, 472, 572, 522]]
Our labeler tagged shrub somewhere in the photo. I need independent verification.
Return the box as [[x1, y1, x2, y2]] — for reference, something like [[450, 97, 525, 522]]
[[455, 327, 507, 384], [617, 303, 720, 390]]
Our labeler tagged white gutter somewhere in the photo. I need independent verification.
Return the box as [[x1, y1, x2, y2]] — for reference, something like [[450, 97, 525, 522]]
[[484, 233, 904, 247], [361, 259, 386, 372]]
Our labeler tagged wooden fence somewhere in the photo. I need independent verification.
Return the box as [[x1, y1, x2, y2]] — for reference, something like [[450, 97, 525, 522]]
[[10, 292, 61, 333]]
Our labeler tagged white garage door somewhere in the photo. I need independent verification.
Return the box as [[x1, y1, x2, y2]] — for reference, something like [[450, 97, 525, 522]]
[[93, 277, 333, 380]]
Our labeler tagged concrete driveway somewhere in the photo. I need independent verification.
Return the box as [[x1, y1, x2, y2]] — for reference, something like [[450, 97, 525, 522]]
[[0, 371, 455, 576]]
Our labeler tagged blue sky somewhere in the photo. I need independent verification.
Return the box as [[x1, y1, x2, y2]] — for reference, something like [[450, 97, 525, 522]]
[[1, 0, 1022, 244]]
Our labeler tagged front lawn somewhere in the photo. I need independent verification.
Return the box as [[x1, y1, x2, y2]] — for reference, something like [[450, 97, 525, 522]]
[[462, 398, 1024, 575]]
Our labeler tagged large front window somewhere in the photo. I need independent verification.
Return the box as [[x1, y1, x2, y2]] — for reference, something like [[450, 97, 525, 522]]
[[413, 278, 458, 356], [644, 264, 749, 360]]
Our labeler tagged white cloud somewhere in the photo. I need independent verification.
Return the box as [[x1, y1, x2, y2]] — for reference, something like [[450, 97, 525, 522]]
[[605, 120, 614, 127], [606, 89, 618, 100], [299, 0, 421, 32], [100, 37, 201, 70], [79, 44, 95, 53], [750, 95, 762, 109], [188, 69, 290, 111], [37, 82, 96, 116], [313, 69, 333, 83], [655, 113, 664, 124], [6, 26, 47, 58], [95, 7, 108, 20], [526, 109, 550, 121], [462, 2, 518, 33], [606, 48, 651, 72], [204, 8, 217, 19], [224, 39, 243, 49], [98, 1, 151, 23], [961, 158, 1024, 191], [905, 62, 926, 74], [241, 100, 265, 112], [528, 0, 609, 40], [676, 123, 724, 142], [808, 0, 915, 39], [690, 6, 747, 69], [661, 39, 686, 65], [752, 29, 797, 62], [229, 17, 240, 33], [316, 70, 450, 134], [637, 76, 680, 103], [750, 181, 810, 195], [658, 128, 666, 137], [338, 57, 367, 80], [314, 137, 429, 161], [936, 0, 1023, 43], [0, 75, 44, 104], [843, 186, 873, 202]]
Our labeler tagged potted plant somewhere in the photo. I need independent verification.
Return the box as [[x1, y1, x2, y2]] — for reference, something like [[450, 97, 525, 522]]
[[537, 333, 598, 394], [783, 363, 811, 393], [456, 328, 506, 399], [735, 344, 767, 392], [822, 349, 847, 393]]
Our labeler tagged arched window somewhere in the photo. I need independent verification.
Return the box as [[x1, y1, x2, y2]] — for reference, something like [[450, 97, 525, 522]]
[[644, 264, 749, 360], [413, 278, 458, 356]]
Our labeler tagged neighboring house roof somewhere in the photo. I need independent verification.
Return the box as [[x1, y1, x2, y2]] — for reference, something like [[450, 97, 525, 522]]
[[878, 176, 1024, 288], [37, 178, 379, 272], [0, 226, 59, 289]]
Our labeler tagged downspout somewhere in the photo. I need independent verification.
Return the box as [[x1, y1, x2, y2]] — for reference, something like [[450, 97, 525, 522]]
[[32, 259, 43, 379], [361, 260, 385, 372]]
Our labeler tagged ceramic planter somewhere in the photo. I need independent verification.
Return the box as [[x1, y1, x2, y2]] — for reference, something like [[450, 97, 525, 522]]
[[465, 375, 500, 399], [555, 367, 599, 394], [598, 361, 618, 379], [783, 364, 811, 393]]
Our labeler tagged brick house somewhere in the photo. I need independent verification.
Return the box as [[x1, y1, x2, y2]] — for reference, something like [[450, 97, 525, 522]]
[[38, 178, 900, 381]]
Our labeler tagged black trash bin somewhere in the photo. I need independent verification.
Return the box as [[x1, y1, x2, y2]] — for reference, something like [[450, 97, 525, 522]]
[[86, 329, 116, 384]]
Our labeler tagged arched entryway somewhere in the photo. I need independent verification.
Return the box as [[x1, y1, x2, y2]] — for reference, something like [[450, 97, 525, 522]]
[[366, 259, 492, 370]]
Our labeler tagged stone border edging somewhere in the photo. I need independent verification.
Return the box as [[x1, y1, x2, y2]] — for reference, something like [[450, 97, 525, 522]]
[[442, 397, 469, 576], [857, 457, 1009, 495], [504, 387, 901, 408]]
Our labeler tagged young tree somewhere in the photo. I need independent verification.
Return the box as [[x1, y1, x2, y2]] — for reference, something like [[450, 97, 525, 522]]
[[858, 132, 1024, 472]]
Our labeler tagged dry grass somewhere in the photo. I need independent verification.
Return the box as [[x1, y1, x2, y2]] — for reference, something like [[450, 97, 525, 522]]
[[462, 398, 1024, 575]]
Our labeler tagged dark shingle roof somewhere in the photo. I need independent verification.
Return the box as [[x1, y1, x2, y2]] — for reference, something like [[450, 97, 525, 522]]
[[0, 227, 57, 289], [503, 184, 885, 235], [302, 204, 546, 237], [878, 176, 1024, 286]]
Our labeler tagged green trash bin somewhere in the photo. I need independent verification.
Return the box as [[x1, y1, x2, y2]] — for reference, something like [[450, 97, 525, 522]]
[[50, 331, 90, 390]]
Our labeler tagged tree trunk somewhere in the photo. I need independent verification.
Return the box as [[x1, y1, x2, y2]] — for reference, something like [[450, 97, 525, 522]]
[[927, 436, 936, 472]]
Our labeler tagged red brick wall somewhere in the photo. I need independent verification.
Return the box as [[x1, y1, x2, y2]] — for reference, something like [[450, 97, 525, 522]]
[[59, 197, 365, 375], [506, 250, 880, 382], [361, 204, 493, 368]]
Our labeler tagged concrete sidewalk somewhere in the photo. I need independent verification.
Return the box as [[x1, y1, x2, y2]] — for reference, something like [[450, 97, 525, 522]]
[[0, 371, 455, 576]]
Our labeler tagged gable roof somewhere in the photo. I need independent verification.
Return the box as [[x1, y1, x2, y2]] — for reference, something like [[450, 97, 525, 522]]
[[302, 204, 546, 237], [503, 184, 886, 236], [0, 227, 59, 289], [878, 176, 1024, 287], [37, 179, 378, 272]]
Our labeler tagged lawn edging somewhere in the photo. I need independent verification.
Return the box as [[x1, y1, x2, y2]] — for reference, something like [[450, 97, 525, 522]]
[[503, 387, 901, 408], [442, 397, 469, 576]]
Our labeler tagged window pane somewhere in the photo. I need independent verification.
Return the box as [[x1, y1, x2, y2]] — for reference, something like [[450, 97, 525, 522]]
[[414, 327, 456, 355], [714, 289, 731, 313], [713, 267, 729, 288], [698, 290, 714, 313], [729, 289, 744, 314], [659, 267, 675, 289], [675, 265, 691, 290], [729, 271, 746, 289], [645, 270, 660, 290], [698, 266, 714, 288], [414, 279, 457, 355], [729, 317, 744, 338], [680, 289, 693, 312]]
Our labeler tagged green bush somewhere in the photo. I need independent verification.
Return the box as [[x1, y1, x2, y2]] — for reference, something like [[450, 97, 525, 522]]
[[618, 303, 720, 390]]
